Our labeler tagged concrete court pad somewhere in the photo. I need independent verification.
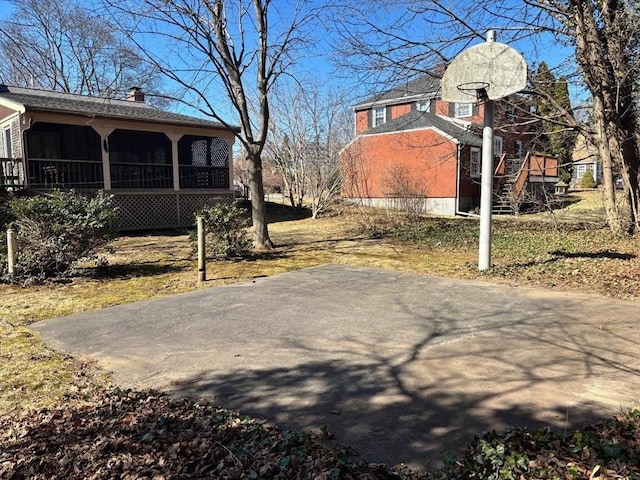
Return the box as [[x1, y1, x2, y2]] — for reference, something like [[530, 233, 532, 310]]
[[33, 264, 640, 470]]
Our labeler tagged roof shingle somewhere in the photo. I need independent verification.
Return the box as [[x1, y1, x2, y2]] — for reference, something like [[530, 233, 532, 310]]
[[364, 109, 482, 146], [353, 75, 441, 109], [0, 85, 238, 131]]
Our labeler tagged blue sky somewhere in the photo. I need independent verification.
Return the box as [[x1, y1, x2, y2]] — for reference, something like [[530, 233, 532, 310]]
[[0, 0, 585, 112]]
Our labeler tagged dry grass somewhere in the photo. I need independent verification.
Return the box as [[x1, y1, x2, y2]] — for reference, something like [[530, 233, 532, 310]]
[[0, 190, 633, 417]]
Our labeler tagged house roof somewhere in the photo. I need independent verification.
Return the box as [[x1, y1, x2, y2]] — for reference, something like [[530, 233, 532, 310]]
[[353, 75, 441, 109], [363, 109, 483, 146], [0, 85, 240, 132]]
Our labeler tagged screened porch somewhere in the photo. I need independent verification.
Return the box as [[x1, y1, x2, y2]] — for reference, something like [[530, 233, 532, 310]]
[[23, 122, 231, 191]]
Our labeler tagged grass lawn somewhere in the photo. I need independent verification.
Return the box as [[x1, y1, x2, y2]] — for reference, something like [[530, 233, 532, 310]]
[[1, 188, 639, 478]]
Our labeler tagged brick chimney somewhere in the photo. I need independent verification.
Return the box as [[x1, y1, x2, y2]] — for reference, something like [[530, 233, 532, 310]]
[[126, 86, 145, 102]]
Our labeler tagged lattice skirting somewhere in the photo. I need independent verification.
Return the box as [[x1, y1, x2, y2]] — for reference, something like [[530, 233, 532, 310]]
[[111, 192, 232, 231]]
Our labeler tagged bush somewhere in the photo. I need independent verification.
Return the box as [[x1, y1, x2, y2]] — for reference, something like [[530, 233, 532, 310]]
[[559, 168, 572, 184], [192, 201, 252, 259], [580, 168, 596, 188], [0, 196, 15, 230], [2, 190, 117, 282]]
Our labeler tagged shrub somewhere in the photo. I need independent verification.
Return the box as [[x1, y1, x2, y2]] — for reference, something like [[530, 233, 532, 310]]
[[580, 168, 596, 188], [559, 168, 572, 184], [193, 201, 252, 259], [2, 190, 117, 281], [0, 196, 15, 230]]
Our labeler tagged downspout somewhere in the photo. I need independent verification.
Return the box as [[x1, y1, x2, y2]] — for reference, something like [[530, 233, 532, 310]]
[[456, 143, 480, 218], [20, 113, 33, 190]]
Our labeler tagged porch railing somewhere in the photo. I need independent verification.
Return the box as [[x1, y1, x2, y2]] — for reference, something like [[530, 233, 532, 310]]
[[29, 158, 103, 189], [1, 158, 25, 189], [110, 163, 173, 189], [179, 165, 230, 189]]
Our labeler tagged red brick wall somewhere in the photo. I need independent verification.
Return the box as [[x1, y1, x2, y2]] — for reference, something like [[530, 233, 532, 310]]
[[355, 110, 369, 135], [342, 129, 460, 199], [391, 103, 411, 119]]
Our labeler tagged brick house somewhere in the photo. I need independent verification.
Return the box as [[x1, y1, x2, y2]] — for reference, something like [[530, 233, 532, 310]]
[[341, 75, 559, 215], [0, 85, 239, 230]]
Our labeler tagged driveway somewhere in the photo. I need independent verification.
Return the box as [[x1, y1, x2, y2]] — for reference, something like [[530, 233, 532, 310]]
[[33, 264, 640, 470]]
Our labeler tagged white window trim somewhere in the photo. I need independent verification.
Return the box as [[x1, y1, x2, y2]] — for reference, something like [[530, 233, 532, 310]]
[[494, 136, 503, 156], [373, 106, 386, 127], [416, 99, 431, 112], [455, 103, 472, 118], [3, 126, 12, 158], [470, 147, 481, 178]]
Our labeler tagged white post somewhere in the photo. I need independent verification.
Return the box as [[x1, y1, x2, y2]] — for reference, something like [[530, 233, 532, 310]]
[[478, 30, 496, 272], [478, 100, 494, 271], [7, 228, 17, 275], [197, 216, 206, 282]]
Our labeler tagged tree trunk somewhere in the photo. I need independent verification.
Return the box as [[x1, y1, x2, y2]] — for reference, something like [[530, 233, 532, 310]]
[[571, 0, 639, 235], [246, 147, 273, 250]]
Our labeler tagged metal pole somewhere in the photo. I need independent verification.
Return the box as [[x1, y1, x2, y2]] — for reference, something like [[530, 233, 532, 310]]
[[7, 228, 17, 275], [197, 216, 206, 282], [478, 101, 495, 271], [478, 30, 496, 272]]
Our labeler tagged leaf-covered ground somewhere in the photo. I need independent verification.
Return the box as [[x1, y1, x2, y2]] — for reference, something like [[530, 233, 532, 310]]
[[1, 390, 638, 480], [0, 389, 426, 480], [2, 191, 640, 479]]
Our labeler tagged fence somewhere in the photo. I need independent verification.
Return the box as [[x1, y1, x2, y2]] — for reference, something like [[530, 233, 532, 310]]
[[1, 158, 24, 189]]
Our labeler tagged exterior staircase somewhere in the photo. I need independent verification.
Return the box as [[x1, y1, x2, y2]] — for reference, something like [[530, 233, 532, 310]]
[[492, 156, 525, 215], [492, 178, 517, 214]]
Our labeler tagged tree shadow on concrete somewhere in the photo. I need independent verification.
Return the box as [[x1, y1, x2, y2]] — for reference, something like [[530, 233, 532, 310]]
[[166, 292, 640, 472]]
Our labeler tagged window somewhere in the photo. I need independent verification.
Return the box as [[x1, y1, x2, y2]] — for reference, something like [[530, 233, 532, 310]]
[[470, 147, 481, 178], [416, 100, 431, 112], [494, 136, 503, 156], [575, 164, 587, 179], [514, 140, 523, 158], [373, 106, 386, 127], [4, 127, 12, 158], [455, 103, 472, 118]]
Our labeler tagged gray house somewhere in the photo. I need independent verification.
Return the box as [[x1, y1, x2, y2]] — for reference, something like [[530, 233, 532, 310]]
[[0, 85, 239, 230]]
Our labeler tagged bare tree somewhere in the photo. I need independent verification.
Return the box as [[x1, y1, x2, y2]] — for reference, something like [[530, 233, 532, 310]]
[[266, 80, 351, 218], [382, 163, 429, 218], [105, 0, 319, 249], [331, 0, 640, 235], [0, 0, 159, 97]]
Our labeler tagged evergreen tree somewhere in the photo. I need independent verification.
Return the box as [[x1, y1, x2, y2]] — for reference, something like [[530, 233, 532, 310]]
[[580, 168, 596, 188], [533, 63, 577, 177]]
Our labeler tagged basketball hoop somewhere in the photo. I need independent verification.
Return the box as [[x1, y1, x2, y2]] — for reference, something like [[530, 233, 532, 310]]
[[456, 82, 491, 102], [441, 31, 528, 272], [441, 41, 526, 103]]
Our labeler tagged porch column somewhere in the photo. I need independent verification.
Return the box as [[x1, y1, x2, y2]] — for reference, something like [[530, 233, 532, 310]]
[[91, 126, 114, 191], [226, 136, 235, 190], [167, 133, 182, 191]]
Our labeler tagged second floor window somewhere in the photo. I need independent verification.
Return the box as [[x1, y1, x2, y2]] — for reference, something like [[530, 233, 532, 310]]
[[373, 106, 386, 127], [455, 103, 472, 118], [416, 100, 431, 112]]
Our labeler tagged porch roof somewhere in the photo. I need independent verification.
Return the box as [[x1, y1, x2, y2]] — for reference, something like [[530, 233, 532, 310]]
[[0, 85, 240, 132]]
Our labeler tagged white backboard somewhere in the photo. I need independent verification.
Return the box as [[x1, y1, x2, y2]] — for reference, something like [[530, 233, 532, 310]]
[[441, 41, 527, 103]]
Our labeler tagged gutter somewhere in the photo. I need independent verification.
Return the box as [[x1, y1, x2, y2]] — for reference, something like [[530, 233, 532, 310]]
[[353, 93, 438, 111]]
